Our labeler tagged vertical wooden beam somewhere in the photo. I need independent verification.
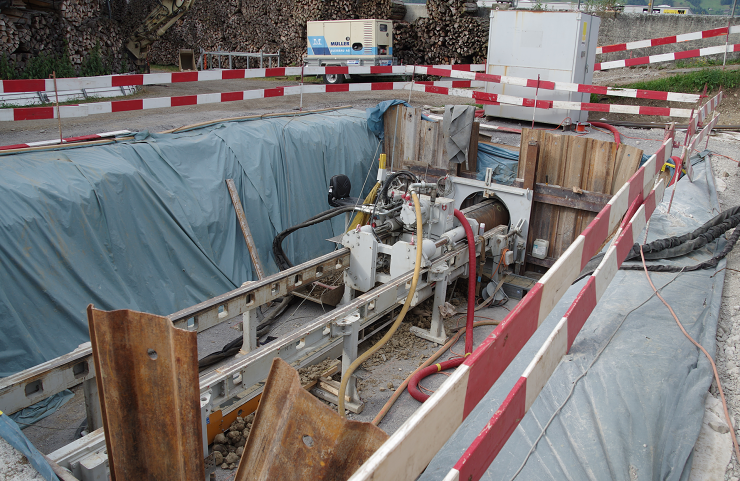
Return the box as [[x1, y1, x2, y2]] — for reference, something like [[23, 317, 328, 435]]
[[523, 140, 540, 191], [466, 121, 480, 173]]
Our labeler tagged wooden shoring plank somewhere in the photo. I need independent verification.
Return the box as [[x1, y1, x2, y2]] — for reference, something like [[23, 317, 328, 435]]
[[611, 144, 644, 195], [401, 106, 420, 168], [553, 136, 591, 257]]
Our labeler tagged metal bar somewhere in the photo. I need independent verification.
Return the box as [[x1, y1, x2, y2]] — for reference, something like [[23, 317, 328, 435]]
[[87, 306, 204, 481], [226, 179, 265, 280]]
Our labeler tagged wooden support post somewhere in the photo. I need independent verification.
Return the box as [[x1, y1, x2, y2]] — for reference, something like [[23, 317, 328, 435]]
[[523, 140, 540, 191]]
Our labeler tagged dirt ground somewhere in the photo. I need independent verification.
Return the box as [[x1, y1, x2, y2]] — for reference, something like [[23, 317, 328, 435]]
[[3, 73, 740, 479]]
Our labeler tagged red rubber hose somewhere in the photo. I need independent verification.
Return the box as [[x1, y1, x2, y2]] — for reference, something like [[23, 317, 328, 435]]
[[408, 210, 477, 403], [590, 121, 621, 145], [668, 155, 682, 186]]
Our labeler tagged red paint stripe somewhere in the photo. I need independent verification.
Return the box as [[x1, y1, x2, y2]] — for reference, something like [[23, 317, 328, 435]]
[[643, 189, 657, 219], [734, 44, 740, 53], [326, 83, 350, 92], [636, 89, 668, 101], [536, 100, 553, 109], [579, 84, 608, 95], [601, 43, 627, 53], [674, 48, 701, 60], [478, 73, 502, 84], [172, 71, 198, 83], [702, 27, 728, 38], [455, 377, 527, 481], [369, 66, 394, 74], [371, 82, 394, 90], [63, 134, 102, 142], [581, 102, 611, 113], [594, 63, 603, 71], [223, 69, 247, 79], [221, 91, 244, 102], [425, 67, 451, 77], [424, 85, 450, 95], [652, 35, 677, 46], [637, 106, 671, 116], [112, 74, 143, 87], [171, 95, 197, 106], [451, 80, 472, 88], [628, 168, 645, 204], [325, 66, 349, 74], [264, 68, 285, 78], [566, 277, 597, 349], [580, 204, 611, 270], [3, 79, 46, 93], [463, 283, 543, 418], [451, 65, 472, 71], [0, 143, 30, 150], [472, 91, 499, 103], [624, 57, 651, 67], [263, 87, 284, 97], [616, 224, 635, 269], [111, 99, 143, 112], [14, 106, 54, 120]]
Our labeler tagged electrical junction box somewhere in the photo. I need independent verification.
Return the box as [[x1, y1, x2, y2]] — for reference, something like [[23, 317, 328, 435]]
[[531, 238, 549, 259], [484, 11, 600, 125]]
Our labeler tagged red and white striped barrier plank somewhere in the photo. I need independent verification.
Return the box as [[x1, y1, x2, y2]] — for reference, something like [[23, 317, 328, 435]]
[[684, 112, 720, 182], [0, 64, 485, 94], [446, 180, 668, 481], [414, 66, 700, 103], [410, 84, 695, 118], [0, 130, 132, 151], [596, 25, 740, 54], [1, 81, 694, 122], [688, 91, 723, 138], [348, 135, 674, 481], [596, 43, 740, 71]]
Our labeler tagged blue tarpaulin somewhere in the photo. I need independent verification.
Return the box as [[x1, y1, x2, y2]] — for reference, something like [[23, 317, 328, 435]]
[[0, 109, 379, 377]]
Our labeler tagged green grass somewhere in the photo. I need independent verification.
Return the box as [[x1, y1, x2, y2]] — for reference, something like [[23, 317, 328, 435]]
[[624, 67, 740, 93]]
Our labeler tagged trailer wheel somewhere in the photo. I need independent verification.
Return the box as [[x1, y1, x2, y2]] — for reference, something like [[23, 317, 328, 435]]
[[323, 73, 345, 85]]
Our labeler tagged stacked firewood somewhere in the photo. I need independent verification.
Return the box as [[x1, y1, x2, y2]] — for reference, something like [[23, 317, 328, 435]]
[[1, 14, 21, 56]]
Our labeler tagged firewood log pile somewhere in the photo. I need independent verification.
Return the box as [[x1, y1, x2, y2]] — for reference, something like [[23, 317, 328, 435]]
[[1, 0, 487, 76]]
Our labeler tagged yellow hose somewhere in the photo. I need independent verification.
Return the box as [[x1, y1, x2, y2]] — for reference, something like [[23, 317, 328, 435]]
[[338, 191, 424, 417]]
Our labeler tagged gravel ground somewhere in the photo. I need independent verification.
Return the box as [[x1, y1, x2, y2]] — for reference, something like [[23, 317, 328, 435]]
[[0, 437, 43, 481]]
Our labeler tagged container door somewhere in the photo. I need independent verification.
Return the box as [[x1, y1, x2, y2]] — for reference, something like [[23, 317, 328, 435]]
[[377, 22, 392, 56]]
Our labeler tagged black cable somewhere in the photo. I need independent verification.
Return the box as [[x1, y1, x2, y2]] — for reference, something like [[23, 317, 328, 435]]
[[272, 205, 356, 270], [621, 226, 740, 272]]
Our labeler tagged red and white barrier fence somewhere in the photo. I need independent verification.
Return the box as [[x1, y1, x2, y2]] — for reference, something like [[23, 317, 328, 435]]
[[684, 112, 720, 182], [410, 83, 694, 118], [597, 25, 740, 54], [349, 131, 674, 481], [596, 43, 740, 71], [692, 91, 723, 134], [0, 64, 484, 94], [0, 130, 132, 151], [414, 66, 701, 103], [0, 80, 697, 122]]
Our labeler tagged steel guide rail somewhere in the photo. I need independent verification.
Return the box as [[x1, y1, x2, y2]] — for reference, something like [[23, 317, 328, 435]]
[[596, 43, 740, 71], [413, 66, 701, 103], [0, 64, 485, 94], [349, 134, 674, 481], [596, 25, 740, 54]]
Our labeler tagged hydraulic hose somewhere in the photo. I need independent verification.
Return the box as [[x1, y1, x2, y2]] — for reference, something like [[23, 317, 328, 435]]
[[590, 121, 621, 145], [337, 192, 424, 417], [408, 209, 477, 403]]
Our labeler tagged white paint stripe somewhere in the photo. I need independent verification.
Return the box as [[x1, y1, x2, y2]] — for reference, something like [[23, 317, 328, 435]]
[[655, 179, 666, 205], [629, 205, 648, 244], [349, 83, 372, 92], [607, 183, 631, 233], [0, 110, 13, 121], [537, 236, 585, 327], [522, 316, 568, 411], [348, 366, 470, 481], [442, 469, 460, 481], [242, 89, 265, 100], [197, 70, 222, 82], [593, 243, 620, 301], [58, 105, 87, 118], [26, 139, 59, 147], [143, 97, 171, 109], [197, 93, 221, 104], [643, 154, 658, 195]]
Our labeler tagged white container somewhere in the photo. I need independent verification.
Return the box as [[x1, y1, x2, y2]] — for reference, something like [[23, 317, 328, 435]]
[[485, 11, 600, 125], [532, 238, 549, 259]]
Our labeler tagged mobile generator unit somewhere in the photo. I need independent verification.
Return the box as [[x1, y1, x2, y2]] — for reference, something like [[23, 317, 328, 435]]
[[304, 19, 397, 84]]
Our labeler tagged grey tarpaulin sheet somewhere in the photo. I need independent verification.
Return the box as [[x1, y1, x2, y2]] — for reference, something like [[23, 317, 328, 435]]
[[423, 159, 724, 480], [0, 109, 379, 377], [476, 143, 519, 185]]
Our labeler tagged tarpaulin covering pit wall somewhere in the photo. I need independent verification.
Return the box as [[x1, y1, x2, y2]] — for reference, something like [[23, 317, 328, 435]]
[[0, 109, 379, 377]]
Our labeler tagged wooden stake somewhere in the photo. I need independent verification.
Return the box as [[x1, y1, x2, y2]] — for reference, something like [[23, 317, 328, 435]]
[[53, 71, 62, 144]]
